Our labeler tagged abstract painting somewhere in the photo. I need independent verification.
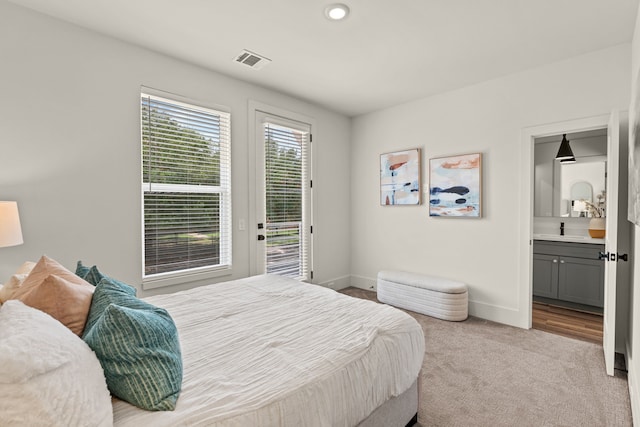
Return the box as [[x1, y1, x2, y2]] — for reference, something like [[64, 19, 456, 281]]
[[429, 153, 482, 217], [629, 69, 640, 225], [380, 148, 421, 205]]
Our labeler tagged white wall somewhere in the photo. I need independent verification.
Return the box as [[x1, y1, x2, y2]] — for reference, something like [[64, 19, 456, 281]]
[[0, 1, 351, 294], [350, 44, 631, 326], [626, 3, 640, 420]]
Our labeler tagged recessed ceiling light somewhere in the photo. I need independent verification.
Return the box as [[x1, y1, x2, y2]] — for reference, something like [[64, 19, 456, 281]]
[[325, 3, 350, 21]]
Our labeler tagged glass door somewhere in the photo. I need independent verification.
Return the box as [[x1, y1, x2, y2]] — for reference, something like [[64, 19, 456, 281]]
[[255, 112, 311, 280]]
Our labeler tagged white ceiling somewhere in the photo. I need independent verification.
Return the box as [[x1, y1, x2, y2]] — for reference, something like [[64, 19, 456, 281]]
[[7, 0, 639, 117]]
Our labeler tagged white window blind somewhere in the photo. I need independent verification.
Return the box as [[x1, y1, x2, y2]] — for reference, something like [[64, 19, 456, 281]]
[[141, 92, 231, 278], [264, 121, 309, 279]]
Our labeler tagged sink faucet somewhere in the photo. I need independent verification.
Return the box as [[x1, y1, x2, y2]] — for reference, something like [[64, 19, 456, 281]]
[[560, 222, 565, 236]]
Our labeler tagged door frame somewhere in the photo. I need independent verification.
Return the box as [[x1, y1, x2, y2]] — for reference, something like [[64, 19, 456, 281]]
[[519, 113, 612, 329], [248, 100, 315, 278], [603, 110, 620, 375]]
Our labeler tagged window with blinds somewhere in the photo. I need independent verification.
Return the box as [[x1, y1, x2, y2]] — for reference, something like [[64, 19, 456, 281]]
[[141, 92, 231, 278], [264, 121, 309, 279]]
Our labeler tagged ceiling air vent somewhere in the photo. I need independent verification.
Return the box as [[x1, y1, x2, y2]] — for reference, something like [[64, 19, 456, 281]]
[[234, 49, 271, 70]]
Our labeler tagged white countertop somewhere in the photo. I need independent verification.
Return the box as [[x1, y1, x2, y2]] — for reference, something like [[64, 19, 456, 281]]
[[533, 233, 605, 244]]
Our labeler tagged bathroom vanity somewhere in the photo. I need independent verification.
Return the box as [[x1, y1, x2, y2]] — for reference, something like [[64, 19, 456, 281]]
[[532, 236, 605, 310]]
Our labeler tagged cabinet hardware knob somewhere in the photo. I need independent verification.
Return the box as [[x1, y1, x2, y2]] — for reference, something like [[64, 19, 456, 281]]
[[599, 251, 610, 261], [553, 259, 558, 263], [560, 260, 565, 264], [617, 253, 628, 262]]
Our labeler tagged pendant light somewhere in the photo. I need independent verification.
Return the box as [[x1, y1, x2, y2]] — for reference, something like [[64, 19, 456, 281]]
[[555, 134, 575, 161]]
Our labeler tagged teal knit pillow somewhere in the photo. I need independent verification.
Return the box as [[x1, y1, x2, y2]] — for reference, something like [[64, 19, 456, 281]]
[[75, 260, 91, 279], [75, 261, 137, 295], [82, 277, 182, 411], [83, 277, 136, 333]]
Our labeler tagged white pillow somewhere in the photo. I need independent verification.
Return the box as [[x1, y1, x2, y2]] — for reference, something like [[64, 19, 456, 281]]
[[0, 300, 113, 427]]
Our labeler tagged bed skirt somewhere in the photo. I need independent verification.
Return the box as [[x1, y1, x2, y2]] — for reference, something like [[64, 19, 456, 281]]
[[358, 379, 418, 427]]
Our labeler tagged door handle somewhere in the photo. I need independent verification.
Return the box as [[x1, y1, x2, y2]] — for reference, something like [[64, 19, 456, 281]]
[[257, 235, 265, 241], [599, 251, 628, 262]]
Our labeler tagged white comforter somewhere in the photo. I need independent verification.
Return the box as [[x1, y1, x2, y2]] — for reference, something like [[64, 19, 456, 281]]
[[113, 275, 424, 427]]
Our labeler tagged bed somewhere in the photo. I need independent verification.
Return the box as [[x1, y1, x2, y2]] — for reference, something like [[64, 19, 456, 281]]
[[114, 274, 425, 426], [0, 258, 424, 427]]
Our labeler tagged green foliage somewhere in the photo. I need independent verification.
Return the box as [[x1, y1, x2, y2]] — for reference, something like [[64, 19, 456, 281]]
[[141, 104, 306, 274], [142, 105, 221, 186], [142, 103, 223, 273], [265, 137, 302, 223]]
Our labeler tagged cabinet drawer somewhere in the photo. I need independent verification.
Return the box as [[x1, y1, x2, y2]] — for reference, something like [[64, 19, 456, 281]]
[[533, 240, 604, 260]]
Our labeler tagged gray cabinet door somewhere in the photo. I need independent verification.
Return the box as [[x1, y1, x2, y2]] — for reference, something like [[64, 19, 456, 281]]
[[557, 256, 605, 308], [533, 254, 558, 299]]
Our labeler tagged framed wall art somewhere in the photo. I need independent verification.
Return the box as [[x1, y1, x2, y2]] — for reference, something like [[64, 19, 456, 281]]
[[429, 153, 482, 217], [380, 148, 421, 205]]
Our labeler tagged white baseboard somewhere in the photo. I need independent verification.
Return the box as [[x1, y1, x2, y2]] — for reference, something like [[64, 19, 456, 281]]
[[317, 275, 351, 290], [350, 274, 377, 291], [627, 341, 639, 425], [468, 300, 524, 328]]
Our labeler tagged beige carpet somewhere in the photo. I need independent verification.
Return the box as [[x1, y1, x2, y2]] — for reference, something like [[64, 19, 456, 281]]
[[340, 287, 632, 427]]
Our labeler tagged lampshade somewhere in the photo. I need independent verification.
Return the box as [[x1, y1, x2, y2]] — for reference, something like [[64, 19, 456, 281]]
[[555, 134, 575, 161], [560, 156, 576, 164], [0, 201, 24, 248]]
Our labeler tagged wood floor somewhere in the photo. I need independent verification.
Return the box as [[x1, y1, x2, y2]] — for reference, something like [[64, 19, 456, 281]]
[[532, 302, 603, 345]]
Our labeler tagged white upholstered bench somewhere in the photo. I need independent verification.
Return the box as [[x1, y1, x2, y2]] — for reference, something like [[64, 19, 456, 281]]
[[377, 270, 468, 321]]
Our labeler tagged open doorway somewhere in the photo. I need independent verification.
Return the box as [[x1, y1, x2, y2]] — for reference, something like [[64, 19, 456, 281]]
[[520, 111, 623, 376], [531, 129, 607, 345]]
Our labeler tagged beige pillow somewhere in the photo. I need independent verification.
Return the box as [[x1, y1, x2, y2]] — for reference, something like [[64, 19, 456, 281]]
[[15, 261, 36, 275], [0, 273, 28, 303], [12, 256, 94, 336], [0, 261, 36, 303]]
